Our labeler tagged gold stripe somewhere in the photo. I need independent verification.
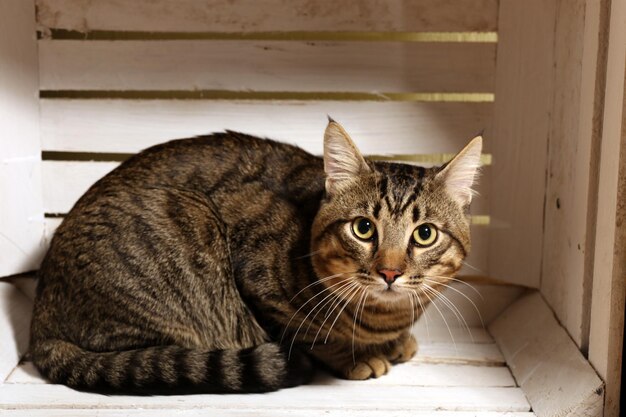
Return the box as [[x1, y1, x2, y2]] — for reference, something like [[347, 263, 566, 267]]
[[41, 29, 497, 43], [44, 211, 490, 226], [42, 151, 492, 165], [370, 153, 492, 166], [468, 215, 491, 226], [40, 90, 494, 102], [42, 151, 132, 162]]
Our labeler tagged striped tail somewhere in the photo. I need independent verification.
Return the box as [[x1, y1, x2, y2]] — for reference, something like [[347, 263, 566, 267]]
[[30, 339, 313, 394]]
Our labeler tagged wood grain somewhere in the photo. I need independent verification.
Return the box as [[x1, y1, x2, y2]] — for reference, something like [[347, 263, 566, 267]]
[[38, 40, 495, 93], [540, 0, 605, 349], [0, 383, 530, 411], [0, 411, 536, 417], [487, 0, 555, 289], [35, 0, 498, 33], [0, 0, 44, 277], [40, 100, 493, 154], [588, 0, 626, 414], [489, 292, 603, 417]]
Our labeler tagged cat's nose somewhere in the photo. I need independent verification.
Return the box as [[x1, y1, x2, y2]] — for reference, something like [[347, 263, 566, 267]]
[[378, 269, 403, 284]]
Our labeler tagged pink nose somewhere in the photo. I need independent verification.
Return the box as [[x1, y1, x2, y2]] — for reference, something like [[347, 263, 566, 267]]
[[378, 269, 403, 284]]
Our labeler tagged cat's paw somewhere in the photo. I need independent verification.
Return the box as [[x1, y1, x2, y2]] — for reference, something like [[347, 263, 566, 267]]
[[344, 356, 391, 380], [387, 333, 418, 363]]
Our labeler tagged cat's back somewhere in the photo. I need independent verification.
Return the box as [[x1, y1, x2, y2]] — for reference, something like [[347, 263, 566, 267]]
[[67, 132, 324, 220]]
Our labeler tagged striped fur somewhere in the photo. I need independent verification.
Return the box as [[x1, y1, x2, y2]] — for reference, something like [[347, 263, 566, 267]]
[[30, 122, 481, 392]]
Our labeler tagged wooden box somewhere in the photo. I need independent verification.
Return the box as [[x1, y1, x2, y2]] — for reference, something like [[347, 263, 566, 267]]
[[1, 1, 624, 416]]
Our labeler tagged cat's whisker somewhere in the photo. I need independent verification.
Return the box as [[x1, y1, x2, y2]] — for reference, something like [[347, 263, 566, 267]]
[[462, 260, 485, 274], [288, 272, 348, 303], [280, 277, 351, 345], [419, 285, 457, 352], [294, 250, 322, 260], [423, 281, 473, 342], [351, 287, 369, 364], [324, 284, 362, 345], [406, 292, 416, 328], [303, 279, 357, 340], [423, 275, 483, 299], [303, 286, 345, 339], [299, 279, 355, 338], [287, 279, 354, 359], [310, 281, 359, 349], [411, 289, 430, 339], [423, 278, 485, 329]]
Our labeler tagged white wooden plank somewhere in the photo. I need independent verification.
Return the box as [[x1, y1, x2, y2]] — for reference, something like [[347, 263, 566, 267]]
[[0, 282, 33, 382], [40, 100, 493, 155], [413, 325, 492, 344], [487, 0, 555, 288], [588, 1, 626, 415], [0, 383, 530, 411], [8, 361, 515, 387], [489, 291, 604, 417], [2, 410, 536, 417], [415, 281, 524, 328], [39, 40, 495, 92], [417, 343, 504, 366], [541, 0, 605, 349], [35, 0, 499, 33], [42, 161, 118, 213], [0, 0, 44, 277]]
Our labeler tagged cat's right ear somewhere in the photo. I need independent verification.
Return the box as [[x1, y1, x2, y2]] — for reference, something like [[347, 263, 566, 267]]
[[323, 118, 371, 195]]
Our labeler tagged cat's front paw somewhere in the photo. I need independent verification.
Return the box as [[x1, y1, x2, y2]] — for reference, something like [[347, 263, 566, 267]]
[[344, 356, 391, 380], [387, 333, 418, 363]]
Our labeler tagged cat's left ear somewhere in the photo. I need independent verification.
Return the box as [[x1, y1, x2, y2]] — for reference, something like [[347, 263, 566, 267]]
[[323, 118, 371, 194], [436, 136, 483, 206]]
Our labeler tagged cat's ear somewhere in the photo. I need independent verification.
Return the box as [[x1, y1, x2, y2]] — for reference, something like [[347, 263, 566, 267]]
[[437, 136, 482, 206], [323, 118, 371, 194]]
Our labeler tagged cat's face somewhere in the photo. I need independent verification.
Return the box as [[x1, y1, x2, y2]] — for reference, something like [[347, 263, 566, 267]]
[[311, 120, 481, 304]]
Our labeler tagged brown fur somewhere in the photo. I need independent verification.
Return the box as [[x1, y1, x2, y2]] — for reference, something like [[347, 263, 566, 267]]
[[29, 122, 481, 393]]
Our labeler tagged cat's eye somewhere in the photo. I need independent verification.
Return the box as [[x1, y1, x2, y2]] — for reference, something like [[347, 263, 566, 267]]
[[352, 217, 376, 241], [413, 223, 438, 247]]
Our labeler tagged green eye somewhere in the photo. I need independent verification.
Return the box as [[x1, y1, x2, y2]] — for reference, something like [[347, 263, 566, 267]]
[[352, 217, 376, 240], [413, 223, 438, 247]]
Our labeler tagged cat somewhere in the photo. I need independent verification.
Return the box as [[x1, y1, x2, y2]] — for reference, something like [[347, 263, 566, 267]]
[[29, 119, 482, 394]]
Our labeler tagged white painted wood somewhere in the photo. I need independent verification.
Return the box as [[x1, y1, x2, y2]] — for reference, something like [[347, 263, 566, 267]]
[[416, 282, 525, 328], [35, 0, 499, 33], [2, 411, 535, 417], [487, 0, 555, 288], [489, 291, 604, 417], [413, 326, 492, 344], [0, 282, 33, 382], [42, 161, 118, 213], [0, 383, 530, 411], [40, 100, 493, 154], [541, 0, 605, 349], [39, 40, 495, 92], [416, 343, 504, 366], [7, 361, 515, 387], [0, 0, 44, 277], [588, 0, 626, 415]]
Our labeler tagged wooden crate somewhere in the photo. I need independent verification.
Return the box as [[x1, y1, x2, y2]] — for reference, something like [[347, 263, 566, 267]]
[[0, 0, 624, 416]]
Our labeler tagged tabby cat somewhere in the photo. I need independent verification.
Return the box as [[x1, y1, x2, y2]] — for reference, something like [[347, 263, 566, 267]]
[[30, 119, 482, 394]]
